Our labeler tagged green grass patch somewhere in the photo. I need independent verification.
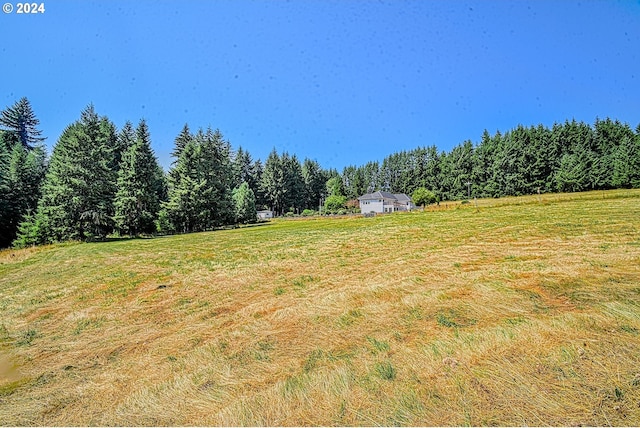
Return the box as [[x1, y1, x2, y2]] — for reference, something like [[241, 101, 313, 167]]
[[0, 377, 32, 397], [16, 329, 37, 346], [436, 309, 477, 328], [366, 336, 390, 354], [337, 309, 363, 328], [374, 360, 397, 380]]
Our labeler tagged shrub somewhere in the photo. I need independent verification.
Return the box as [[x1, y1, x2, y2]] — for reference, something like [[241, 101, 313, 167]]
[[301, 209, 315, 216], [324, 195, 347, 213], [13, 212, 48, 248], [155, 208, 175, 235], [232, 182, 257, 224], [345, 199, 359, 212], [412, 187, 437, 207]]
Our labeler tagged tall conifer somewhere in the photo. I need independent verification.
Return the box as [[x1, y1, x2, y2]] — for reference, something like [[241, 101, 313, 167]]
[[114, 120, 164, 236], [16, 105, 117, 243], [0, 97, 45, 149]]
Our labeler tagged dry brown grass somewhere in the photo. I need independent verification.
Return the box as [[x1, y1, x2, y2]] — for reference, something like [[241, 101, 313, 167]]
[[1, 189, 639, 425]]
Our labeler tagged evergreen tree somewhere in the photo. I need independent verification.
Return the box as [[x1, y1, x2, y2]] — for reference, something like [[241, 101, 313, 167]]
[[527, 124, 554, 193], [439, 141, 473, 199], [1, 129, 19, 151], [251, 159, 267, 209], [163, 140, 211, 233], [232, 146, 262, 199], [114, 120, 164, 236], [15, 105, 117, 244], [171, 123, 192, 161], [1, 143, 47, 245], [553, 120, 595, 192], [379, 154, 399, 192], [0, 142, 11, 246], [114, 121, 136, 171], [555, 153, 588, 192], [232, 182, 257, 224], [282, 153, 304, 213], [261, 149, 285, 215], [163, 127, 234, 232], [361, 161, 381, 193], [611, 133, 640, 188], [593, 118, 635, 189], [199, 127, 235, 226], [472, 130, 496, 198], [302, 158, 327, 210], [0, 97, 45, 149], [231, 146, 248, 189], [342, 165, 366, 200]]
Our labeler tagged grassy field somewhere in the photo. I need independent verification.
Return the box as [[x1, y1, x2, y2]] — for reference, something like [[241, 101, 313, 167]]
[[1, 189, 640, 426]]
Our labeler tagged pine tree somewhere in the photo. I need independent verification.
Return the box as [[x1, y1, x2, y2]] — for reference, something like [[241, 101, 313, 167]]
[[1, 129, 19, 151], [0, 97, 45, 149], [611, 134, 640, 188], [0, 142, 11, 247], [555, 153, 587, 192], [438, 141, 473, 199], [114, 120, 164, 236], [302, 158, 327, 210], [251, 159, 266, 209], [171, 123, 192, 161], [114, 121, 136, 171], [361, 161, 381, 193], [199, 128, 235, 226], [0, 140, 48, 247], [593, 118, 635, 189], [163, 128, 234, 232], [527, 124, 554, 193], [282, 153, 304, 214], [163, 140, 210, 233], [15, 105, 117, 244], [261, 149, 285, 215], [342, 165, 366, 200], [472, 130, 496, 198]]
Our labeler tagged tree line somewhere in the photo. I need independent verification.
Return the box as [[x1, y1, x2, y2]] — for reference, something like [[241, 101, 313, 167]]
[[1, 97, 639, 248], [340, 119, 640, 201]]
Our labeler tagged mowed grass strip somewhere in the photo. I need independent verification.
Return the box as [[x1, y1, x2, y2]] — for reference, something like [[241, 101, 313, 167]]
[[0, 189, 639, 425]]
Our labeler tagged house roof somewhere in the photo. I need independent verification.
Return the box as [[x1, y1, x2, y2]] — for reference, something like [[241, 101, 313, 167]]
[[393, 194, 411, 202], [358, 191, 412, 202]]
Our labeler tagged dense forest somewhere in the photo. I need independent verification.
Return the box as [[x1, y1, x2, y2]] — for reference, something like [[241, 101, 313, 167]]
[[1, 97, 639, 248]]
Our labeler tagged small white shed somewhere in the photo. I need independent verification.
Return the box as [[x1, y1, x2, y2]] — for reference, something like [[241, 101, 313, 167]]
[[257, 210, 274, 220]]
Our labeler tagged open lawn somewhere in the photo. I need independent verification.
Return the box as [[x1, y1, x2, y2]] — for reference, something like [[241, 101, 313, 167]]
[[1, 189, 640, 426]]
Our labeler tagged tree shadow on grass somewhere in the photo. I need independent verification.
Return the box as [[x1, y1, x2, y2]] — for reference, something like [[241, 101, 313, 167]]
[[89, 222, 273, 244]]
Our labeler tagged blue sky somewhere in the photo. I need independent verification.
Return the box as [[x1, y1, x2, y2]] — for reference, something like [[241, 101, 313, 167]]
[[2, 0, 639, 171]]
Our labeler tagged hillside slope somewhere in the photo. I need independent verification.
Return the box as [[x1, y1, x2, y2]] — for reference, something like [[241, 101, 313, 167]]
[[1, 190, 640, 425]]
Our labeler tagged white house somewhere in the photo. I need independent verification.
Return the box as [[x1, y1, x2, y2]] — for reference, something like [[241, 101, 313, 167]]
[[358, 191, 415, 214], [257, 210, 274, 220]]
